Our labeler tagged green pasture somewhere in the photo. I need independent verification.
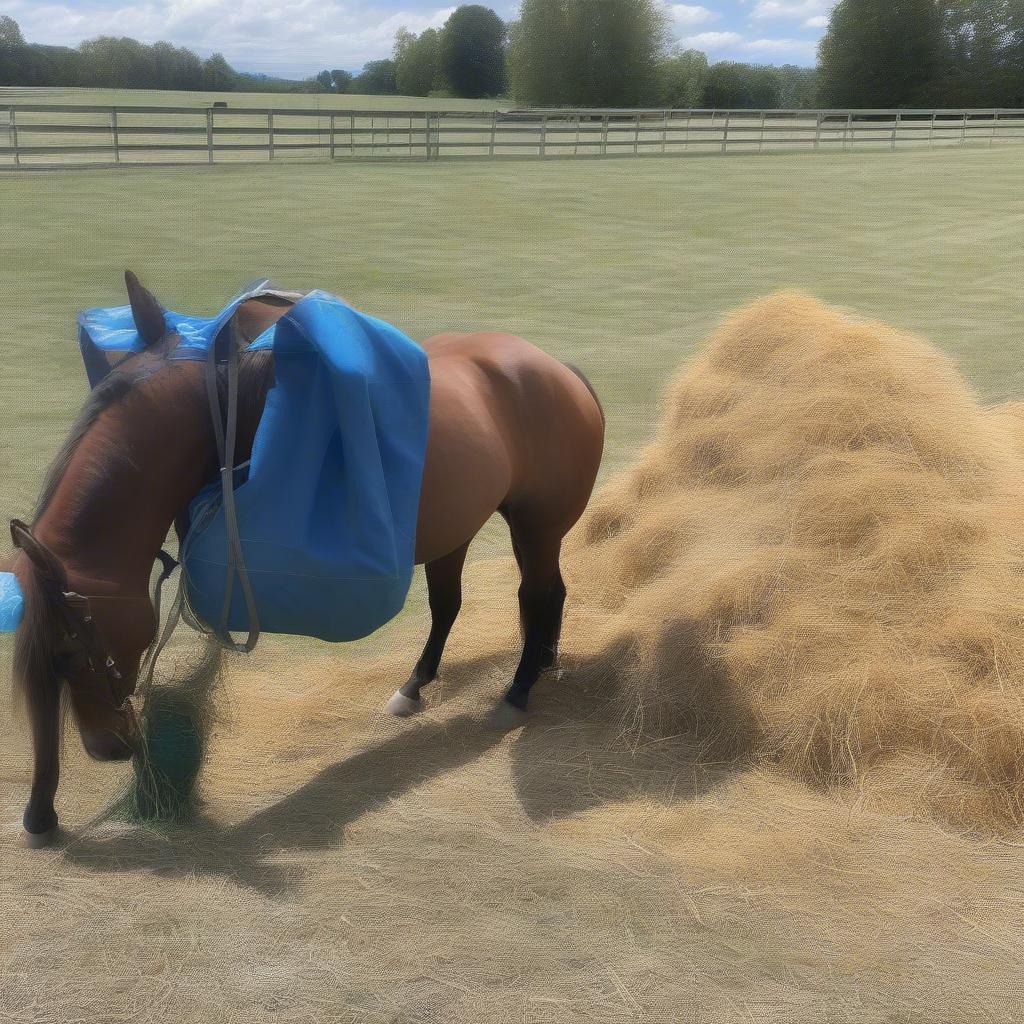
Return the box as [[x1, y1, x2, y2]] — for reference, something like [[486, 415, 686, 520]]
[[0, 85, 503, 111]]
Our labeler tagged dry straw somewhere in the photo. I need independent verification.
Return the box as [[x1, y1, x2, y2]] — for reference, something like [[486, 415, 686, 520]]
[[545, 291, 1024, 835], [111, 290, 1024, 838]]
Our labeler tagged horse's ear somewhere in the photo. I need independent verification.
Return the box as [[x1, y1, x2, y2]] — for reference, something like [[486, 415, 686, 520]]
[[124, 270, 166, 348], [10, 521, 68, 589]]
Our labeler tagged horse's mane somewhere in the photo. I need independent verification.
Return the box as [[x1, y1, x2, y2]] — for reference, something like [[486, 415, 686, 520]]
[[32, 346, 276, 521], [12, 562, 70, 729], [15, 340, 275, 713]]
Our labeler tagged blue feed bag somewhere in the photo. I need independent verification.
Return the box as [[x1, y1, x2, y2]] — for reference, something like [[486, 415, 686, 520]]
[[78, 284, 431, 644]]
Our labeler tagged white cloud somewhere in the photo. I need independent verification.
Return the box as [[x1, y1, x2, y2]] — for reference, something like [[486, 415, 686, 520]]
[[740, 36, 818, 59], [2, 0, 457, 75], [680, 30, 744, 49], [750, 0, 829, 19], [666, 4, 718, 28], [804, 14, 829, 27]]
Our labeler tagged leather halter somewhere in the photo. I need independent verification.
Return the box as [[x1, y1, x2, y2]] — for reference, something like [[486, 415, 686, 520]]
[[9, 518, 177, 711]]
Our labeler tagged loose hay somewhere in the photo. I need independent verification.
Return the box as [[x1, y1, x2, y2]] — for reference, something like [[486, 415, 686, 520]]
[[551, 291, 1024, 835]]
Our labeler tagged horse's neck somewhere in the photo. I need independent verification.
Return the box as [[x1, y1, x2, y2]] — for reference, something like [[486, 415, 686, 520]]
[[34, 361, 268, 593]]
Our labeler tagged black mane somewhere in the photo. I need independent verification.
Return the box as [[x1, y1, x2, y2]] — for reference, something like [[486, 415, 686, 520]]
[[16, 341, 275, 713], [32, 347, 275, 523]]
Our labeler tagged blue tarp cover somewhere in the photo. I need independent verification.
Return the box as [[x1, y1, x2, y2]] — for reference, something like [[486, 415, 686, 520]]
[[78, 284, 431, 643]]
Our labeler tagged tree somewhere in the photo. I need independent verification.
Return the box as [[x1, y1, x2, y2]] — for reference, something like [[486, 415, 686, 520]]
[[352, 59, 398, 95], [77, 36, 152, 88], [331, 69, 353, 93], [0, 14, 23, 48], [510, 0, 670, 107], [702, 61, 781, 108], [394, 26, 442, 96], [817, 0, 945, 107], [312, 69, 334, 92], [660, 49, 708, 108], [440, 5, 506, 98], [202, 52, 236, 91], [940, 0, 1024, 106], [774, 64, 818, 108], [0, 15, 26, 85], [149, 41, 203, 90]]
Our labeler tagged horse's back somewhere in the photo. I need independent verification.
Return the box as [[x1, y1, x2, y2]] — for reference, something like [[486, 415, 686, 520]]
[[415, 332, 604, 562]]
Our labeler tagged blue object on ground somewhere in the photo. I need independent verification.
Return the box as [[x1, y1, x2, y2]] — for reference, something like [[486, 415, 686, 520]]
[[78, 285, 431, 644], [0, 571, 24, 631]]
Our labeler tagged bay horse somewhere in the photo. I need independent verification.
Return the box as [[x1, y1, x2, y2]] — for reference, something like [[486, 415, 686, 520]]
[[5, 273, 604, 846]]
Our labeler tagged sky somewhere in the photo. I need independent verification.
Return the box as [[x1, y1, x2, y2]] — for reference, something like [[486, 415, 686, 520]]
[[1, 0, 831, 78]]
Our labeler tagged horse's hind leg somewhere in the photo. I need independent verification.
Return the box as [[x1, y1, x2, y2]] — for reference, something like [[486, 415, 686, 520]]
[[493, 522, 567, 726], [385, 540, 470, 717]]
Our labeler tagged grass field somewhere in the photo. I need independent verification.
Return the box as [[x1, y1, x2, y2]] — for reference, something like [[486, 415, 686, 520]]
[[0, 85, 505, 111], [2, 147, 1024, 1022]]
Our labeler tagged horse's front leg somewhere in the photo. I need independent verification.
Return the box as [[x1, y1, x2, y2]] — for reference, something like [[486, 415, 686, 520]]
[[385, 540, 470, 717], [23, 684, 62, 847]]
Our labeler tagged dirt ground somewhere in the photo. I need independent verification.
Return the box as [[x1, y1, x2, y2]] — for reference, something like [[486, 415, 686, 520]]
[[2, 625, 1024, 1024]]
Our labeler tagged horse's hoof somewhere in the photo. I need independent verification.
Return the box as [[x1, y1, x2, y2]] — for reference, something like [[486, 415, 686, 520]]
[[385, 690, 422, 718], [23, 825, 60, 850], [488, 701, 528, 731]]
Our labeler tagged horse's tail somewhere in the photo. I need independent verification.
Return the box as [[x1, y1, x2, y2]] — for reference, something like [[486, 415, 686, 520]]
[[563, 362, 605, 427]]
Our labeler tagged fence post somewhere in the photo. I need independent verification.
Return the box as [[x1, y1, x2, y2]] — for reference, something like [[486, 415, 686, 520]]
[[844, 111, 852, 151], [990, 109, 999, 147], [634, 111, 641, 155], [661, 109, 668, 154], [111, 110, 120, 164], [574, 113, 581, 156], [961, 110, 968, 145], [600, 114, 609, 156], [268, 110, 274, 161], [330, 113, 336, 160], [490, 110, 497, 157], [814, 110, 822, 150], [9, 105, 18, 168], [206, 108, 214, 164], [720, 110, 730, 154], [891, 110, 899, 151], [759, 109, 766, 153], [540, 114, 547, 157]]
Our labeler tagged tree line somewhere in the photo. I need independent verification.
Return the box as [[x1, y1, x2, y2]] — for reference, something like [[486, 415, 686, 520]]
[[2, 1, 1023, 108]]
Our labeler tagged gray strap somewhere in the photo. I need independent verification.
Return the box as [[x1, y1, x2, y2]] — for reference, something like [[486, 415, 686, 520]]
[[136, 567, 183, 708], [203, 316, 261, 654]]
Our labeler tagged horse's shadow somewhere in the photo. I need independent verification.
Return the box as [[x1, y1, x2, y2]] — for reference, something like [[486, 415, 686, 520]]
[[61, 633, 749, 895]]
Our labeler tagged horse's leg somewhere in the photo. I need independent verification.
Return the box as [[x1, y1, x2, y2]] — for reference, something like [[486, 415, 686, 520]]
[[492, 521, 566, 727], [385, 539, 470, 717]]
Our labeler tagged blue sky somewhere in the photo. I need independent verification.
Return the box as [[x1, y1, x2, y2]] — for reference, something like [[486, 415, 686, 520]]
[[2, 1, 829, 77]]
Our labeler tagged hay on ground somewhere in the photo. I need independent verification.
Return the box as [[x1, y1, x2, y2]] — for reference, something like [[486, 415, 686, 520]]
[[547, 291, 1024, 834]]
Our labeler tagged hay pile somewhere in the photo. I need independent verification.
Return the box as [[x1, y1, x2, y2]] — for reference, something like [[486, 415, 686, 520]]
[[552, 291, 1024, 834]]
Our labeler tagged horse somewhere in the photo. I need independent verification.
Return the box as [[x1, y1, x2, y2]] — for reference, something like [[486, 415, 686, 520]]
[[5, 272, 605, 846]]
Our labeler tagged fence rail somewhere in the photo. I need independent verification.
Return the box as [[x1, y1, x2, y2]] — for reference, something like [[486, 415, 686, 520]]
[[1, 105, 1022, 168]]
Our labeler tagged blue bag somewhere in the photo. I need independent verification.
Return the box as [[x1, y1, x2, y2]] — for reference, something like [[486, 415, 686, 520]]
[[78, 284, 431, 643]]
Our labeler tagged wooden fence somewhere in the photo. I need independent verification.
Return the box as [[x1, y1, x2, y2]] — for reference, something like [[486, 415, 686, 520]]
[[2, 105, 1023, 168]]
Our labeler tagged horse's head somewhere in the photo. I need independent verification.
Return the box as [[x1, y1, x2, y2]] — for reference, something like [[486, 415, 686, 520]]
[[11, 520, 155, 765]]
